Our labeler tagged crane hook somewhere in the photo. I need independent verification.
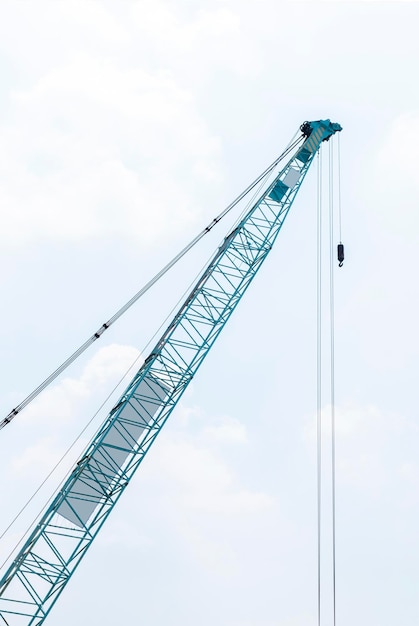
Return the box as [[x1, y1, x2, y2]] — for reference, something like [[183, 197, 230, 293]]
[[337, 242, 344, 267]]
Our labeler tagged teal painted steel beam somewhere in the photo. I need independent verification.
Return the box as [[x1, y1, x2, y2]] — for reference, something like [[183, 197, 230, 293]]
[[0, 119, 341, 626]]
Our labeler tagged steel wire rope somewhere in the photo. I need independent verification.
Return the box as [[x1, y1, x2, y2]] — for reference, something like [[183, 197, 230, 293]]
[[329, 138, 338, 626], [317, 140, 340, 626], [0, 238, 232, 571], [226, 148, 288, 232], [0, 134, 303, 433], [316, 148, 323, 626], [0, 171, 278, 571], [337, 133, 343, 244]]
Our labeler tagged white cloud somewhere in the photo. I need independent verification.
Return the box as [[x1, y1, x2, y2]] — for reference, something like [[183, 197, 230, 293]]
[[0, 12, 223, 247], [141, 425, 274, 517], [203, 415, 248, 443], [19, 343, 141, 427], [304, 404, 382, 441], [1, 343, 142, 526], [96, 518, 153, 550], [2, 2, 419, 624], [11, 436, 62, 476], [128, 2, 258, 77], [369, 112, 419, 240], [57, 1, 130, 43], [80, 342, 142, 387], [134, 429, 275, 576], [304, 403, 419, 492]]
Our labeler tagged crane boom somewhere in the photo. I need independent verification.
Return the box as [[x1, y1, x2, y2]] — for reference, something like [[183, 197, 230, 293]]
[[0, 119, 341, 626]]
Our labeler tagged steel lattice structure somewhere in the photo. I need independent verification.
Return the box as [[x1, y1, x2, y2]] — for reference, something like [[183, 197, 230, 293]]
[[0, 119, 341, 626]]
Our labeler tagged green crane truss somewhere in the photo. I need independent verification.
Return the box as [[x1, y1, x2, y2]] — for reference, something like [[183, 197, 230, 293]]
[[0, 119, 342, 625]]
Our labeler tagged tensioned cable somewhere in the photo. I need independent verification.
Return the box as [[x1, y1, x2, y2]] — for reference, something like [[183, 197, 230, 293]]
[[337, 133, 343, 244], [228, 155, 281, 233], [0, 166, 280, 566], [316, 148, 323, 626], [0, 135, 303, 569], [329, 139, 337, 626], [316, 138, 340, 626], [0, 234, 229, 570], [0, 133, 303, 432]]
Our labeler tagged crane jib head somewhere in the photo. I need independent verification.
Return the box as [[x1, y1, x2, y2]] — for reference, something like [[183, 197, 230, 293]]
[[296, 120, 341, 162], [300, 119, 342, 142]]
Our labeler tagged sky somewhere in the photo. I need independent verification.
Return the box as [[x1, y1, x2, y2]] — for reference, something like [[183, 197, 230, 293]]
[[1, 1, 419, 625]]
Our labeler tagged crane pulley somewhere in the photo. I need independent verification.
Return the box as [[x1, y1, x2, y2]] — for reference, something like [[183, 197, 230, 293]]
[[0, 119, 342, 626]]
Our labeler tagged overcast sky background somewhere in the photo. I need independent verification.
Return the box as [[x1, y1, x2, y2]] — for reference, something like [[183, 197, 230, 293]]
[[1, 1, 419, 625]]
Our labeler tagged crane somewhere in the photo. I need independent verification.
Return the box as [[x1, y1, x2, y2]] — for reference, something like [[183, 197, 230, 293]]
[[0, 119, 342, 625]]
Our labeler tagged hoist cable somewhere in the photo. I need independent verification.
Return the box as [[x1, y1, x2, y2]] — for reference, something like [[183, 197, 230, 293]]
[[0, 134, 303, 432], [316, 148, 323, 626], [337, 133, 343, 244], [329, 139, 337, 626], [316, 138, 340, 626]]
